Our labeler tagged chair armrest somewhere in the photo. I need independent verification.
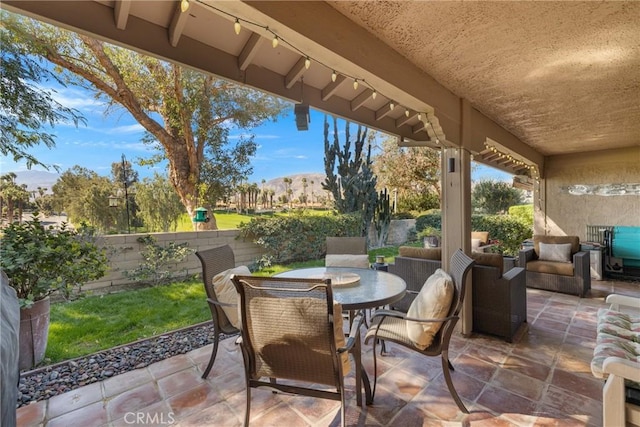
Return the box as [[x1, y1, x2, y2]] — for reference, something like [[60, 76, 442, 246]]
[[605, 294, 640, 311], [207, 298, 235, 308], [370, 308, 454, 325], [502, 266, 525, 282], [519, 248, 535, 266], [370, 308, 407, 321], [338, 311, 365, 353], [603, 357, 640, 383], [573, 251, 591, 282]]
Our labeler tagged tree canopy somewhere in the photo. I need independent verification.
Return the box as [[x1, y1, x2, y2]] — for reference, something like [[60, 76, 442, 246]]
[[0, 22, 85, 169], [472, 180, 523, 214], [3, 12, 288, 229]]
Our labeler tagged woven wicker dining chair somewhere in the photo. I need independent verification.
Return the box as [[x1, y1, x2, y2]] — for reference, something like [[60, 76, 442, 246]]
[[195, 245, 238, 379], [364, 249, 475, 413], [231, 275, 364, 427]]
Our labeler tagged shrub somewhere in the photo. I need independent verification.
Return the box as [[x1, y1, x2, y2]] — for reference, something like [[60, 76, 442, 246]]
[[0, 215, 108, 308], [471, 214, 532, 256], [415, 210, 532, 256], [123, 235, 193, 286], [238, 213, 361, 263], [415, 211, 442, 233], [509, 204, 534, 225]]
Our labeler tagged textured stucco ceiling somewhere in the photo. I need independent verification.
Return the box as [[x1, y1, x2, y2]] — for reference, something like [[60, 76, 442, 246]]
[[328, 1, 640, 156]]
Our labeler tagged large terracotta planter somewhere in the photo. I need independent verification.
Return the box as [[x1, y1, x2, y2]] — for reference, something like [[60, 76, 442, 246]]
[[19, 297, 50, 371]]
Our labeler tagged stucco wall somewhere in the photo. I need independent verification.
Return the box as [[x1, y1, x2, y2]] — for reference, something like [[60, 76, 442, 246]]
[[535, 146, 640, 239]]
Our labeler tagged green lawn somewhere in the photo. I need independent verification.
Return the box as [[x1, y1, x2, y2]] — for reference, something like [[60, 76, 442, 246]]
[[45, 242, 419, 364], [175, 208, 333, 231]]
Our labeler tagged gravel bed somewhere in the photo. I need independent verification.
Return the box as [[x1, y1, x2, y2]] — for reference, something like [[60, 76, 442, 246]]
[[17, 322, 233, 408]]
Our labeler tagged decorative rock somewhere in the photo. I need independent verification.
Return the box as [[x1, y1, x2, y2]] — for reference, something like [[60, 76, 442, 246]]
[[18, 323, 228, 408]]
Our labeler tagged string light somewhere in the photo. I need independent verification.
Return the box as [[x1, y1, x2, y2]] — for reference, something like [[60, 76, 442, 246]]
[[484, 143, 539, 177], [196, 1, 437, 137], [180, 0, 190, 13]]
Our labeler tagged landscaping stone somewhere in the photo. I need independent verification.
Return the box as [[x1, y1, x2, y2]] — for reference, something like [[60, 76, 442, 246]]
[[17, 322, 230, 408]]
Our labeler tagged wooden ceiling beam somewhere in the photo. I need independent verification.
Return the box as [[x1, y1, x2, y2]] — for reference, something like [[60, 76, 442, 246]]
[[114, 0, 131, 30], [168, 2, 188, 47], [350, 88, 373, 111], [285, 56, 307, 89], [238, 32, 263, 71], [321, 75, 346, 101]]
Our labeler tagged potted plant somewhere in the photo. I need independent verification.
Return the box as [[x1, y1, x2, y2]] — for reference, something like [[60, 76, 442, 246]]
[[418, 226, 441, 248], [0, 214, 108, 370]]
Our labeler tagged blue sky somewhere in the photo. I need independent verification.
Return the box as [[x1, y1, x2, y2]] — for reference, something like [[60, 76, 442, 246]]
[[1, 83, 511, 184]]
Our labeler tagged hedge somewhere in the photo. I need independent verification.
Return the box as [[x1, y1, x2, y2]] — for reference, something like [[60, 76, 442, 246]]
[[237, 213, 361, 263], [415, 211, 532, 256]]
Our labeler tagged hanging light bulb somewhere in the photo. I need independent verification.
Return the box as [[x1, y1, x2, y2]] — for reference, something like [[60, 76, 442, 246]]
[[272, 35, 279, 48], [405, 109, 410, 117], [234, 18, 241, 35], [353, 79, 359, 90], [304, 57, 311, 69], [418, 113, 422, 121], [331, 70, 337, 82], [372, 90, 377, 100], [180, 0, 190, 13], [389, 102, 395, 110]]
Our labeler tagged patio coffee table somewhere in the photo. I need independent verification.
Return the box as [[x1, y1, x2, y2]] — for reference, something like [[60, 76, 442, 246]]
[[275, 266, 406, 406]]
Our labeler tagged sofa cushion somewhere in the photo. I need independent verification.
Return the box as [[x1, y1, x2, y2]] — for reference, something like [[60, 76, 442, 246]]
[[213, 265, 251, 328], [325, 254, 370, 269], [533, 235, 580, 257], [471, 231, 489, 245], [398, 246, 442, 261], [597, 308, 640, 343], [538, 242, 573, 263], [471, 252, 504, 276], [525, 260, 575, 276], [406, 268, 454, 350]]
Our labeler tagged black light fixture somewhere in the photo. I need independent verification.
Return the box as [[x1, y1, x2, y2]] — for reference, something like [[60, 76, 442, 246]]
[[448, 157, 456, 173], [295, 104, 310, 131]]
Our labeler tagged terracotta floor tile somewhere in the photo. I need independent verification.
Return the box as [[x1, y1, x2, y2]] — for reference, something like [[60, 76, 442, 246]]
[[491, 368, 545, 400], [46, 381, 103, 420], [46, 401, 107, 427], [102, 367, 154, 398], [16, 399, 47, 426], [106, 382, 162, 422], [539, 385, 602, 425], [476, 385, 537, 416], [501, 354, 551, 382], [157, 367, 204, 398], [250, 402, 312, 426], [110, 401, 174, 427], [550, 369, 603, 401], [148, 353, 193, 380], [166, 382, 222, 419], [173, 400, 242, 427], [454, 353, 498, 383]]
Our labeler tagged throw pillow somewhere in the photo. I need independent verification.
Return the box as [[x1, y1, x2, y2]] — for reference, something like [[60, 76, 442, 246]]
[[538, 242, 572, 263], [325, 254, 370, 269], [212, 265, 251, 329], [406, 268, 454, 350]]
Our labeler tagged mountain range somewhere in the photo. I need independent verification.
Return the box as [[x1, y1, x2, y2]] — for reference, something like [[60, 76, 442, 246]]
[[8, 170, 328, 199]]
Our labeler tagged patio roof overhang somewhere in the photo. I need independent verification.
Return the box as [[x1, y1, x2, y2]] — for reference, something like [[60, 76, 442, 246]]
[[9, 1, 639, 180]]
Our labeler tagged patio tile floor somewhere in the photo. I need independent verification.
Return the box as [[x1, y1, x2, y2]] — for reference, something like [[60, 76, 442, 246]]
[[17, 278, 638, 426]]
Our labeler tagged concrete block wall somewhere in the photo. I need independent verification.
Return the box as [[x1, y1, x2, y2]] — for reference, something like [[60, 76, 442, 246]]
[[83, 230, 265, 294]]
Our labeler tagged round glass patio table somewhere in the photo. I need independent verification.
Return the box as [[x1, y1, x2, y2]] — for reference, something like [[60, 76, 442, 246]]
[[275, 266, 406, 310], [275, 266, 406, 406]]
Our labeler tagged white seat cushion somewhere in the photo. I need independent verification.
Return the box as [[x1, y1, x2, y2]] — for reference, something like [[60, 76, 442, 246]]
[[325, 254, 370, 269], [406, 268, 454, 350], [212, 265, 251, 329]]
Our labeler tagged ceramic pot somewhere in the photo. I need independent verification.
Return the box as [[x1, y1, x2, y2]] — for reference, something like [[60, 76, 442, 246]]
[[19, 297, 50, 371]]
